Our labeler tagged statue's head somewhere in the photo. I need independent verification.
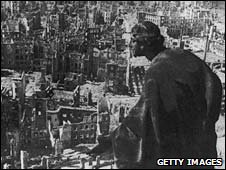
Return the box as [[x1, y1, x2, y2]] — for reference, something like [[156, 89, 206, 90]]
[[130, 21, 165, 60]]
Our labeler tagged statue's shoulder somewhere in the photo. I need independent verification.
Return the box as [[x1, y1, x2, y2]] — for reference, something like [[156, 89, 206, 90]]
[[146, 48, 198, 78], [153, 48, 201, 65], [148, 48, 175, 68], [153, 48, 185, 60]]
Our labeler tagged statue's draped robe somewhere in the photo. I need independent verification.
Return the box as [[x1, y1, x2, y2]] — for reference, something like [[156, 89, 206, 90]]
[[112, 49, 222, 169]]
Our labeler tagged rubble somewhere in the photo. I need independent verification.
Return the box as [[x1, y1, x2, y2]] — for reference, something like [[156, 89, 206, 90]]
[[1, 1, 225, 169]]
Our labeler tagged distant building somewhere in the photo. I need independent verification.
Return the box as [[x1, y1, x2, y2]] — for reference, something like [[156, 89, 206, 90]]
[[87, 27, 101, 43], [49, 14, 59, 31], [14, 41, 33, 71], [180, 1, 198, 8], [190, 37, 206, 51], [30, 97, 49, 148], [59, 12, 66, 32], [2, 24, 33, 71], [137, 11, 165, 27], [69, 52, 83, 73], [1, 1, 20, 15], [105, 63, 128, 94], [103, 11, 111, 25], [46, 1, 56, 11], [1, 41, 15, 70], [33, 40, 46, 71], [165, 16, 209, 38], [209, 41, 225, 58], [46, 106, 110, 146], [128, 57, 149, 95]]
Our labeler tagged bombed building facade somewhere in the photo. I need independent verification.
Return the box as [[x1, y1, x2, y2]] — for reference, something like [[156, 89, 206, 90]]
[[1, 1, 225, 169]]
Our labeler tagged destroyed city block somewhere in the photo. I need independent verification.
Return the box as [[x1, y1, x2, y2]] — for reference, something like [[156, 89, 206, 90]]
[[1, 1, 225, 169]]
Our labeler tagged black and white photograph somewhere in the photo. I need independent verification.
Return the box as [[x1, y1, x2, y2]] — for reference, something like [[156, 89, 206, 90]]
[[1, 1, 225, 169]]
